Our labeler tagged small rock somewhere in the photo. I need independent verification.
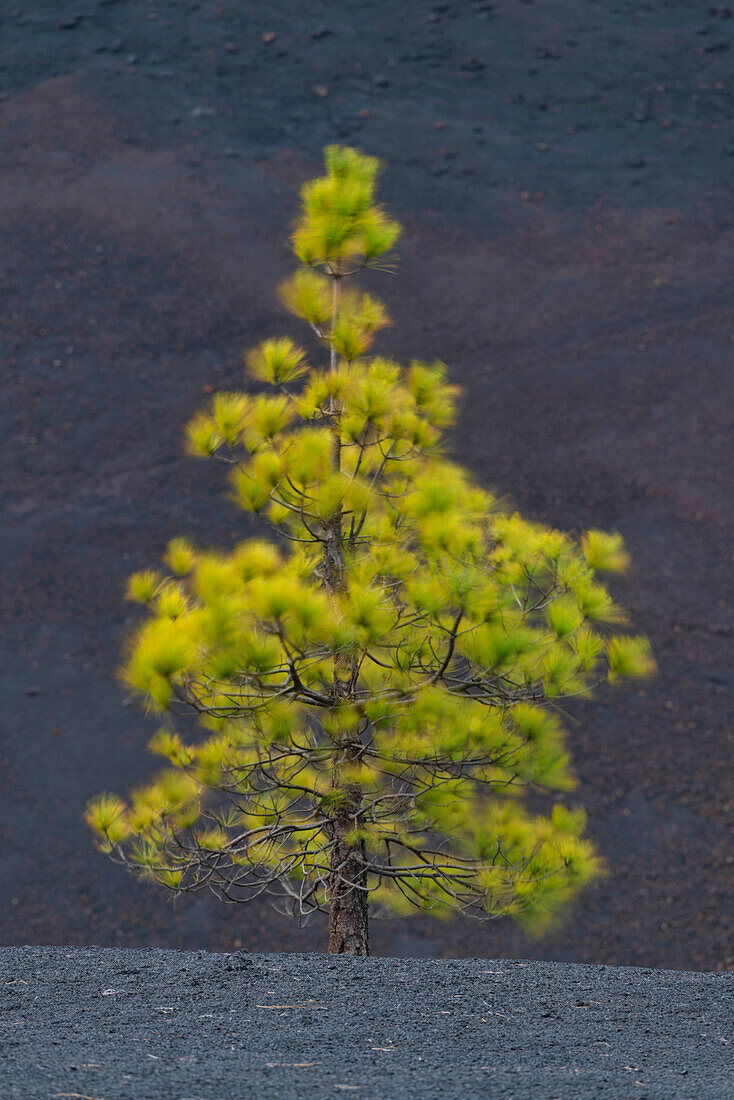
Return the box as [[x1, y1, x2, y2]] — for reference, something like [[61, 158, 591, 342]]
[[26, 687, 40, 697], [262, 31, 277, 44], [373, 73, 390, 87], [313, 85, 329, 97], [434, 120, 446, 129], [58, 14, 83, 29], [629, 155, 646, 169], [461, 57, 484, 71], [110, 38, 123, 52], [127, 54, 138, 65], [311, 27, 330, 39]]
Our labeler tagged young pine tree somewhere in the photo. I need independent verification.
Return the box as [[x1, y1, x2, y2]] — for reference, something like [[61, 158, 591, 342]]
[[87, 147, 654, 956]]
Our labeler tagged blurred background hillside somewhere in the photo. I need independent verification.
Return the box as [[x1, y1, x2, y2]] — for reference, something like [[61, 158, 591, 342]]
[[1, 0, 731, 970]]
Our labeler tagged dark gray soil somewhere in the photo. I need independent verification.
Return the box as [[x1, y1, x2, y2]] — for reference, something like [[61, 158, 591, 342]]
[[1, 1, 732, 969], [1, 947, 731, 1099]]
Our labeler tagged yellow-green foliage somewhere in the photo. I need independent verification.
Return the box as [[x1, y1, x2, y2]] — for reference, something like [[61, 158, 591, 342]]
[[88, 147, 653, 932], [582, 529, 630, 574], [165, 538, 195, 577], [607, 635, 656, 682], [246, 337, 309, 385], [279, 269, 333, 326], [292, 145, 400, 270]]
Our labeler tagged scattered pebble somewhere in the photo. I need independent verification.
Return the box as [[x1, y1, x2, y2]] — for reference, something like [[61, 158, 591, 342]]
[[262, 31, 277, 44]]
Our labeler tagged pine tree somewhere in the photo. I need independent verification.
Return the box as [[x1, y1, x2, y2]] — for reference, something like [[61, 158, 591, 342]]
[[87, 147, 654, 956]]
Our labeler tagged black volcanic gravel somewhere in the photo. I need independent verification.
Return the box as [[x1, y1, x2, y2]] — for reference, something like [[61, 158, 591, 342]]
[[1, 947, 732, 1099], [0, 1, 732, 970]]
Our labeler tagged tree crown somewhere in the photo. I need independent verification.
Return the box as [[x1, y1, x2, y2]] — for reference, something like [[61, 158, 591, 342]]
[[88, 147, 653, 934]]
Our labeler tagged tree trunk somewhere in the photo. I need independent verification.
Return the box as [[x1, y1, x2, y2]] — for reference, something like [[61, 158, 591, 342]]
[[328, 824, 369, 955], [322, 271, 369, 956], [324, 562, 369, 956], [323, 498, 369, 954]]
